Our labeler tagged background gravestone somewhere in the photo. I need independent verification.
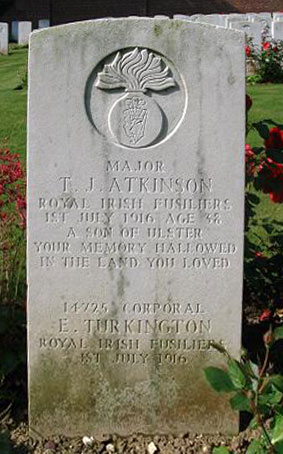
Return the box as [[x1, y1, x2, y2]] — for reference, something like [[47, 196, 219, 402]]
[[18, 21, 32, 45], [28, 18, 245, 437], [0, 23, 8, 54], [273, 12, 283, 21], [272, 21, 283, 40], [194, 14, 227, 26], [11, 21, 18, 42], [230, 21, 262, 47], [38, 19, 50, 29]]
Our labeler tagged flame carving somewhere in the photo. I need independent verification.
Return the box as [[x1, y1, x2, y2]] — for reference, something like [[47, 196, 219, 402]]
[[96, 48, 176, 92]]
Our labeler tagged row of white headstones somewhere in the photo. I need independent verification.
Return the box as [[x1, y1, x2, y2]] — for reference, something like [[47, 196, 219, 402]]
[[1, 13, 283, 55], [0, 19, 49, 54]]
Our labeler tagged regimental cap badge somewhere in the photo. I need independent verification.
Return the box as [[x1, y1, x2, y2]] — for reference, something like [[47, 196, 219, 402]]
[[95, 48, 176, 148]]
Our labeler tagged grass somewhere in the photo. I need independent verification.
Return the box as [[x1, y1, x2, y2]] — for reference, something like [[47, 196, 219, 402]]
[[0, 47, 282, 231], [247, 83, 283, 147], [0, 47, 28, 160], [246, 83, 283, 230]]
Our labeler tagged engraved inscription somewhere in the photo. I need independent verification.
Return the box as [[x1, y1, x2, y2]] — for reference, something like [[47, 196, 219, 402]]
[[33, 157, 238, 366]]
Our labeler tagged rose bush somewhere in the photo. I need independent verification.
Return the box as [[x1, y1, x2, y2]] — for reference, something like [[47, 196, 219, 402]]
[[247, 39, 283, 83], [0, 147, 26, 416], [244, 97, 283, 318]]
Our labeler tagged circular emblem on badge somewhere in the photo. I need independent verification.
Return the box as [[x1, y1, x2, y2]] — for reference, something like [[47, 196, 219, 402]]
[[85, 47, 187, 149]]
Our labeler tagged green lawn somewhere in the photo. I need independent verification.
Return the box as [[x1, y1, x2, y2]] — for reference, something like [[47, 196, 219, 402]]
[[0, 47, 28, 160], [247, 83, 283, 147]]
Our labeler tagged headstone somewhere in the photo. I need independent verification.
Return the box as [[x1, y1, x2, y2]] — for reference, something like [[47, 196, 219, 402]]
[[18, 21, 32, 45], [196, 14, 227, 27], [38, 19, 50, 29], [248, 12, 272, 20], [248, 13, 272, 30], [173, 14, 191, 21], [273, 12, 283, 21], [0, 23, 8, 55], [272, 21, 283, 40], [11, 21, 18, 41], [225, 14, 250, 28], [229, 21, 262, 47], [189, 14, 205, 21], [28, 18, 245, 438]]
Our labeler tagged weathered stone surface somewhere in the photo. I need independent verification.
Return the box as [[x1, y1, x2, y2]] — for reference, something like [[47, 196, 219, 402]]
[[0, 23, 8, 54], [18, 21, 32, 45], [28, 18, 245, 438]]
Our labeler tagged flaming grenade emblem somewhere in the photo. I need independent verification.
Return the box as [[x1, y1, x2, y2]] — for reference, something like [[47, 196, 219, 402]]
[[95, 48, 176, 148]]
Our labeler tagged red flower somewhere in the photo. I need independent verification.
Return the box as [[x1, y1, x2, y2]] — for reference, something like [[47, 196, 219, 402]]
[[258, 157, 283, 203], [255, 251, 265, 258], [265, 127, 283, 149], [259, 308, 272, 322], [245, 46, 251, 57], [269, 187, 283, 203], [263, 42, 271, 51], [245, 144, 256, 176]]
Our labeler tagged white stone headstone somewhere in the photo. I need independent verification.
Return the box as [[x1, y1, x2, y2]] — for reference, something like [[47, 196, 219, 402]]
[[189, 14, 205, 22], [249, 12, 272, 20], [248, 13, 272, 30], [173, 14, 191, 21], [225, 14, 250, 28], [28, 18, 245, 438], [229, 20, 262, 47], [11, 21, 18, 41], [38, 19, 50, 29], [272, 21, 283, 40], [196, 14, 227, 27], [273, 12, 283, 21], [18, 21, 32, 45], [0, 22, 8, 55]]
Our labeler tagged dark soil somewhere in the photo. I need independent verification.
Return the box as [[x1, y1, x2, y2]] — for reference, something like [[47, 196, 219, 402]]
[[1, 413, 262, 454]]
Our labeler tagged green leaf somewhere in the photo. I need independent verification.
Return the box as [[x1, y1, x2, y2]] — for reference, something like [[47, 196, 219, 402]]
[[270, 376, 283, 394], [228, 359, 246, 389], [246, 439, 266, 454], [0, 431, 10, 454], [204, 367, 236, 393], [0, 352, 19, 376], [248, 416, 258, 430], [274, 327, 283, 342], [230, 392, 251, 412], [248, 193, 260, 205], [259, 387, 283, 406], [212, 447, 230, 454], [272, 415, 283, 450], [274, 405, 283, 416], [253, 122, 270, 140], [266, 149, 283, 164]]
